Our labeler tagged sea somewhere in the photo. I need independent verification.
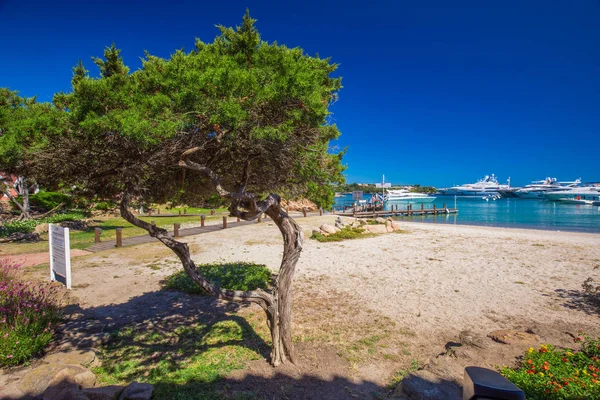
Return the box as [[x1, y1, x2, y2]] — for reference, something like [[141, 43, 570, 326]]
[[333, 194, 600, 234]]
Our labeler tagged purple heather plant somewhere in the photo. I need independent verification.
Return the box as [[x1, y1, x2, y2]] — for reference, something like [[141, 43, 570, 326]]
[[0, 258, 63, 367]]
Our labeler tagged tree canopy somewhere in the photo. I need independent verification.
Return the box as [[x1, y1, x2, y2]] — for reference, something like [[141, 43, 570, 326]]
[[30, 11, 344, 208]]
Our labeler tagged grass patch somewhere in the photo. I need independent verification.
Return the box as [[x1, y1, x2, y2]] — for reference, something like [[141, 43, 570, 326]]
[[310, 226, 373, 242], [93, 317, 266, 400], [164, 262, 272, 295], [388, 359, 420, 389]]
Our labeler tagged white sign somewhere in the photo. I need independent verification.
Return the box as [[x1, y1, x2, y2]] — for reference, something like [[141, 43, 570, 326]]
[[49, 224, 72, 289], [352, 191, 363, 200], [375, 183, 391, 188]]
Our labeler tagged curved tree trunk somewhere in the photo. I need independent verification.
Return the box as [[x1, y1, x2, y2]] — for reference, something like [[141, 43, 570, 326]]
[[119, 193, 303, 366]]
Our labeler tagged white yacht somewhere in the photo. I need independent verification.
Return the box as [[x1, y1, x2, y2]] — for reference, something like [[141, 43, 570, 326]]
[[515, 177, 581, 199], [544, 184, 600, 203], [439, 174, 510, 197], [384, 189, 436, 203]]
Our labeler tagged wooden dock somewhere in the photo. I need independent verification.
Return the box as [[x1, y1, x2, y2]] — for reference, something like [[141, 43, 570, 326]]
[[335, 203, 458, 218]]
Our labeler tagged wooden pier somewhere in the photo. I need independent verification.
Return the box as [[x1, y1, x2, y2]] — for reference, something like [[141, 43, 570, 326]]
[[334, 203, 458, 218]]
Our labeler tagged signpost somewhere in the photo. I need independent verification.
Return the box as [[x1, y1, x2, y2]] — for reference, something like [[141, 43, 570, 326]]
[[352, 191, 363, 201], [49, 224, 72, 289]]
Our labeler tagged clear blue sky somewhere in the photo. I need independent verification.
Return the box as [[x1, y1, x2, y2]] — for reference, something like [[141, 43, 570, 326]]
[[1, 1, 599, 187]]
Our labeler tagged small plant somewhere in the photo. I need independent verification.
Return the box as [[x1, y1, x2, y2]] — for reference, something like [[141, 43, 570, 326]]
[[0, 258, 63, 366], [0, 219, 37, 237], [164, 262, 272, 294], [310, 226, 372, 242], [388, 359, 420, 388], [501, 334, 600, 399]]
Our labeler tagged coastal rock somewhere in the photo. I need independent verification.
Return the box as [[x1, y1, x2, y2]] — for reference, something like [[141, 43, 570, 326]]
[[395, 370, 462, 400], [118, 382, 154, 400], [365, 224, 387, 234], [42, 368, 81, 400], [391, 221, 401, 231], [335, 221, 344, 229], [487, 329, 540, 345], [74, 370, 97, 388], [320, 224, 337, 235], [375, 217, 386, 224], [333, 226, 341, 233], [385, 221, 394, 233], [459, 330, 489, 349]]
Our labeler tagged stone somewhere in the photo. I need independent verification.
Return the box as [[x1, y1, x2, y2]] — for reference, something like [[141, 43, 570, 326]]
[[334, 221, 344, 229], [365, 224, 387, 234], [82, 386, 125, 400], [385, 221, 394, 233], [18, 364, 86, 396], [44, 349, 96, 367], [394, 370, 462, 400], [320, 224, 337, 234], [375, 217, 386, 224], [459, 330, 488, 349], [391, 221, 401, 231], [487, 329, 540, 345], [42, 368, 80, 400], [333, 227, 341, 233], [118, 382, 154, 400], [74, 370, 97, 388], [35, 223, 50, 234]]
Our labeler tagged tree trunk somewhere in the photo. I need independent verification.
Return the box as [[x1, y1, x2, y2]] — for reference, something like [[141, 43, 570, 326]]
[[119, 193, 303, 366]]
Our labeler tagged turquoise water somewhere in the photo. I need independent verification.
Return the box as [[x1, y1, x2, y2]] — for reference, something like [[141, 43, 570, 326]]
[[333, 195, 600, 233]]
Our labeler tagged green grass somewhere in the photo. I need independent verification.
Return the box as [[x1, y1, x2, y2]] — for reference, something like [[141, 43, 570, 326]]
[[164, 262, 272, 294], [93, 318, 266, 400], [2, 213, 228, 256], [310, 226, 374, 243], [387, 359, 420, 389]]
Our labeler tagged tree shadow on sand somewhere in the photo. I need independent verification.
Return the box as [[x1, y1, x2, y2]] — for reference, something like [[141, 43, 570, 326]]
[[552, 288, 600, 316]]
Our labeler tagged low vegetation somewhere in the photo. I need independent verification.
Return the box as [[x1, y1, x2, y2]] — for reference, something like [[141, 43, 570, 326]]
[[164, 262, 272, 294], [310, 226, 373, 242], [0, 258, 63, 367], [501, 334, 600, 399]]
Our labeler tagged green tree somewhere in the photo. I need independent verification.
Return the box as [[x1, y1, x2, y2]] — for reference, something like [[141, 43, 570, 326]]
[[31, 11, 344, 365]]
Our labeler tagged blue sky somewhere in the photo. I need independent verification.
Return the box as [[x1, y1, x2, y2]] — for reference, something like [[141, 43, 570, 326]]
[[1, 1, 599, 187]]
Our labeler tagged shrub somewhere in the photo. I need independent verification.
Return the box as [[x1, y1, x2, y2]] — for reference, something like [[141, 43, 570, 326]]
[[0, 219, 37, 237], [164, 262, 272, 294], [42, 211, 88, 224], [28, 191, 73, 212], [94, 201, 114, 211], [0, 258, 63, 367], [501, 335, 600, 399], [310, 226, 370, 242]]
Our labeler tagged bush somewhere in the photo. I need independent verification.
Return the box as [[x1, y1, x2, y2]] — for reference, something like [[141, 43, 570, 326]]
[[0, 258, 63, 367], [28, 191, 73, 212], [501, 335, 600, 399], [0, 219, 37, 237], [42, 211, 88, 224], [164, 262, 272, 294], [311, 226, 370, 242], [94, 201, 114, 211]]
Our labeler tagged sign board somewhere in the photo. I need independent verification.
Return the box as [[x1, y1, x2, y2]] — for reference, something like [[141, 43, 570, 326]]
[[49, 224, 71, 289], [352, 191, 363, 200], [375, 183, 391, 188]]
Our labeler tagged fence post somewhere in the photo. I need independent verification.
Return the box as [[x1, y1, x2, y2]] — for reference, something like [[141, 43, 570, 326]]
[[184, 208, 187, 215], [421, 203, 424, 211], [237, 216, 240, 222], [157, 208, 160, 215], [115, 228, 122, 248], [178, 210, 181, 216], [433, 204, 437, 213], [201, 215, 205, 227], [222, 216, 227, 229], [302, 208, 307, 217], [148, 210, 152, 217], [319, 208, 323, 216], [94, 228, 102, 243], [258, 214, 262, 223], [174, 223, 180, 238], [332, 207, 336, 215]]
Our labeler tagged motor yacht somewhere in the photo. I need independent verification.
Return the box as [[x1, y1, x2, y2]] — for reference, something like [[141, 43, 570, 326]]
[[384, 189, 436, 203], [438, 174, 509, 197], [515, 177, 581, 199], [545, 184, 600, 203]]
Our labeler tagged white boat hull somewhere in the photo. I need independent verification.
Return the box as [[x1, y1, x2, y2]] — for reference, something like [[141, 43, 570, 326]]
[[386, 196, 436, 203]]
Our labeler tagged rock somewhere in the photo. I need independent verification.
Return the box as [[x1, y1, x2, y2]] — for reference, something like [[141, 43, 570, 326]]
[[118, 382, 154, 400], [18, 364, 87, 396], [42, 368, 80, 400], [487, 329, 540, 345], [334, 221, 344, 229], [82, 386, 125, 400], [375, 217, 386, 224], [312, 229, 321, 236], [365, 224, 387, 234], [45, 349, 96, 367], [35, 223, 50, 234], [60, 220, 88, 231], [395, 370, 462, 400], [385, 221, 394, 233], [391, 221, 401, 231], [335, 216, 344, 225], [333, 226, 341, 233], [74, 370, 96, 388], [459, 330, 488, 349], [320, 224, 337, 234]]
